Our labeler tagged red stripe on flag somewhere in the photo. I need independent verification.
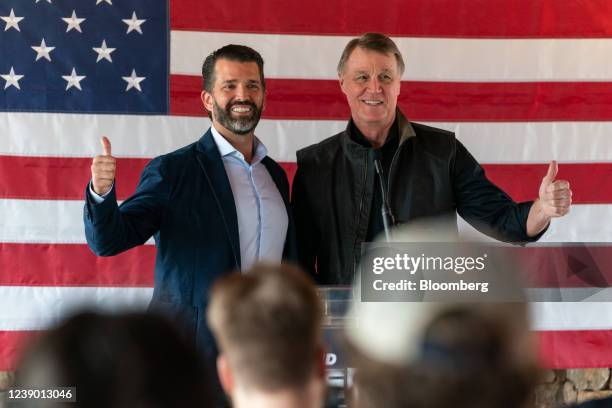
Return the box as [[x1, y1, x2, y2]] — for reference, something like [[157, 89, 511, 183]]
[[1, 243, 612, 287], [0, 243, 155, 287], [0, 158, 609, 204], [170, 0, 612, 38], [0, 156, 149, 201], [1, 329, 612, 371], [280, 162, 297, 187], [170, 76, 348, 120], [282, 162, 612, 205], [482, 163, 609, 205], [171, 76, 612, 122], [514, 246, 612, 288], [538, 330, 612, 369]]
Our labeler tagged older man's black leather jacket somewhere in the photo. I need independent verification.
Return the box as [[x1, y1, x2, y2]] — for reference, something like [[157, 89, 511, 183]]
[[292, 110, 542, 285]]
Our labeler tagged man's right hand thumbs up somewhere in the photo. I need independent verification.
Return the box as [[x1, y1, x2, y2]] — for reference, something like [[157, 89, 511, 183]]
[[91, 136, 116, 195], [537, 160, 572, 218]]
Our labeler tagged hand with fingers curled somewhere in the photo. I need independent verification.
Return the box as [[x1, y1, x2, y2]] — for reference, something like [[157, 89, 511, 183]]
[[526, 160, 572, 237], [538, 160, 572, 218], [91, 136, 116, 196]]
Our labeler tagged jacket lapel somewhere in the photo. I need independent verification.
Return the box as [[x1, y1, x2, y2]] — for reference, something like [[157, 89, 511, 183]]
[[195, 129, 241, 270], [262, 157, 297, 262]]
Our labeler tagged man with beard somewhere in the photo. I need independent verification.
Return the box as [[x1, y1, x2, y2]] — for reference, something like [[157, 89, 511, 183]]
[[84, 45, 295, 403]]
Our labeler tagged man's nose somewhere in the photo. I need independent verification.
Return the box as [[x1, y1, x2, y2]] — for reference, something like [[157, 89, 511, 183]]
[[234, 84, 249, 100], [366, 77, 382, 93]]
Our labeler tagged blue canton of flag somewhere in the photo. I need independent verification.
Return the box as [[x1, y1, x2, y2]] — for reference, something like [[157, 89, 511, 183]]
[[0, 0, 168, 113]]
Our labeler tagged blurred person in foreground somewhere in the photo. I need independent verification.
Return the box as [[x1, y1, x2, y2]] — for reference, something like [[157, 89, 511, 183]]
[[344, 224, 541, 408], [14, 312, 211, 408], [292, 32, 572, 285], [346, 305, 540, 408], [207, 263, 326, 408]]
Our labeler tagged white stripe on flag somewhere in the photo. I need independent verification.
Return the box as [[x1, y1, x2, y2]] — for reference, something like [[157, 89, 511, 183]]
[[531, 302, 612, 331], [457, 205, 612, 243], [0, 199, 154, 244], [0, 286, 153, 331], [0, 285, 608, 332], [171, 31, 612, 81], [0, 198, 608, 244], [2, 113, 612, 163]]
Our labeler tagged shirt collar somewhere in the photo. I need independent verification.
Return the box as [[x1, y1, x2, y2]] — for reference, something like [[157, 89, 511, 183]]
[[349, 117, 399, 149], [210, 124, 268, 164]]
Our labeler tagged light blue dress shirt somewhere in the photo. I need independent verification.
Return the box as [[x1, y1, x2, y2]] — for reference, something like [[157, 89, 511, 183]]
[[209, 126, 288, 271], [90, 126, 288, 271]]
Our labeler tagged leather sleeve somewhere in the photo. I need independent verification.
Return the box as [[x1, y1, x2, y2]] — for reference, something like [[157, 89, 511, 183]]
[[452, 140, 546, 243]]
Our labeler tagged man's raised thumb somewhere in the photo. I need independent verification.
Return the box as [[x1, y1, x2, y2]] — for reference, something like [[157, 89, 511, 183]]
[[101, 136, 112, 156], [543, 160, 558, 184]]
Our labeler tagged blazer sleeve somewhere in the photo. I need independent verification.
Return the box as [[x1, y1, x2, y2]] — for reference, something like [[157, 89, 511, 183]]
[[452, 140, 546, 243], [83, 156, 171, 256]]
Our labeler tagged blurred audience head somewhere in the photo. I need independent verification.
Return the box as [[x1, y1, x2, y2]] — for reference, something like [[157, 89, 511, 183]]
[[346, 303, 539, 408], [207, 263, 326, 408], [346, 223, 540, 408], [15, 312, 210, 408]]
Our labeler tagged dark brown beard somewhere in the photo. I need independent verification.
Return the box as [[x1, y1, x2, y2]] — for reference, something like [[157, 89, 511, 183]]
[[213, 99, 262, 135]]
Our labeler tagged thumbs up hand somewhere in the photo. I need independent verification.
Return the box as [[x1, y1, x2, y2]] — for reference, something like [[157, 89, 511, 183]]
[[91, 136, 116, 195], [538, 160, 572, 218]]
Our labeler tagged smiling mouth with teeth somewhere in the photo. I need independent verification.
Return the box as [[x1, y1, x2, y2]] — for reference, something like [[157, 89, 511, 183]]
[[231, 106, 252, 113], [362, 100, 383, 106]]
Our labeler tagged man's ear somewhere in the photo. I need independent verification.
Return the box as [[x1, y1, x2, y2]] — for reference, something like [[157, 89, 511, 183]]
[[338, 74, 348, 96], [217, 354, 234, 395], [201, 90, 214, 113], [261, 88, 266, 113]]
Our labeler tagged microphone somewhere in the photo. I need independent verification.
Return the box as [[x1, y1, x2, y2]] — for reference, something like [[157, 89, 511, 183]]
[[373, 149, 396, 241]]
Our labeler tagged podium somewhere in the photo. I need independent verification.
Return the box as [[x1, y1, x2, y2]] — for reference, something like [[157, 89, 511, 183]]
[[319, 286, 353, 405]]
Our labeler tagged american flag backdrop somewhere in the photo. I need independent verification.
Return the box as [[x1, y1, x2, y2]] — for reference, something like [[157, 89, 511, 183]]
[[1, 0, 612, 370]]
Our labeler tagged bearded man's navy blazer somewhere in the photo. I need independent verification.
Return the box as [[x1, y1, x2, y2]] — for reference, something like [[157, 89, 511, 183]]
[[83, 129, 296, 357]]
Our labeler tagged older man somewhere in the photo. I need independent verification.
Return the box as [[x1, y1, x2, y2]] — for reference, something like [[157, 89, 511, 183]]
[[292, 32, 571, 285]]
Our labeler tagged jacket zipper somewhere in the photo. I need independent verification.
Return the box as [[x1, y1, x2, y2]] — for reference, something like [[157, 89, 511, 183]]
[[353, 151, 368, 264], [387, 137, 407, 206]]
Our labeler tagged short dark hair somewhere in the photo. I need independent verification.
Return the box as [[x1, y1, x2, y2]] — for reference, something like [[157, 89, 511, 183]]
[[208, 263, 323, 392], [201, 44, 266, 92], [337, 32, 405, 76], [15, 312, 211, 408]]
